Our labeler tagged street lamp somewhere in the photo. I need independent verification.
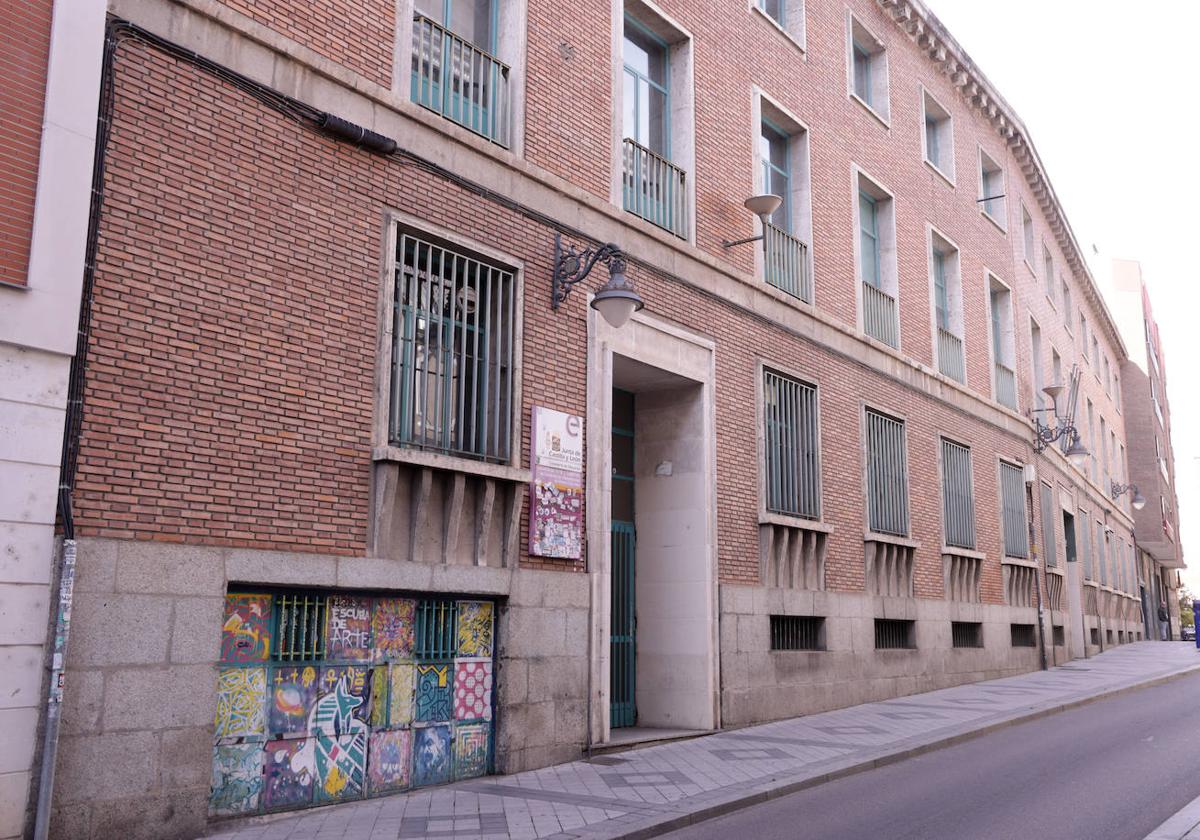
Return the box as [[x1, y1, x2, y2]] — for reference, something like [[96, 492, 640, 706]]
[[721, 194, 783, 250], [552, 234, 644, 329], [1032, 382, 1089, 467], [1111, 481, 1147, 510]]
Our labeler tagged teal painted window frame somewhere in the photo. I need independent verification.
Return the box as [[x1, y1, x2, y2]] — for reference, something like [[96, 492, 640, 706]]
[[623, 15, 672, 160], [758, 0, 785, 26], [760, 117, 791, 229], [932, 248, 948, 331], [852, 41, 872, 106], [858, 190, 880, 288]]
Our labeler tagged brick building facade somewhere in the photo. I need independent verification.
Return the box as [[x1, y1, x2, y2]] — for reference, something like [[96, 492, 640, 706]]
[[5, 0, 1174, 836]]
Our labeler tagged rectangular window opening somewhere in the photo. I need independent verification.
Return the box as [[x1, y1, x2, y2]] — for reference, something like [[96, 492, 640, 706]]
[[769, 615, 825, 651], [951, 621, 983, 649], [1053, 625, 1065, 647], [999, 461, 1029, 558], [866, 409, 908, 536], [874, 618, 915, 650], [764, 369, 821, 520], [1010, 623, 1036, 647], [941, 438, 975, 550]]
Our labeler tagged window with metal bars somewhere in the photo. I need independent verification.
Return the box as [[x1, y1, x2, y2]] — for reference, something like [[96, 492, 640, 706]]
[[1090, 627, 1099, 645], [390, 231, 516, 463], [1010, 623, 1036, 647], [1053, 625, 1065, 647], [764, 370, 820, 520], [999, 461, 1028, 558], [1106, 629, 1113, 644], [941, 438, 975, 550], [769, 615, 824, 651], [273, 592, 329, 662], [1078, 507, 1093, 579], [874, 618, 915, 650], [415, 599, 459, 659], [866, 409, 908, 536], [951, 621, 982, 648], [1039, 482, 1057, 567]]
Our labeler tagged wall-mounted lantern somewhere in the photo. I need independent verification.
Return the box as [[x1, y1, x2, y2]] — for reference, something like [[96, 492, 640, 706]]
[[552, 234, 644, 329], [1111, 481, 1147, 510], [1033, 381, 1090, 467]]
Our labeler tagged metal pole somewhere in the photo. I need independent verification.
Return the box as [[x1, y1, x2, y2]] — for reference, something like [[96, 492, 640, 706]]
[[1025, 483, 1049, 671], [33, 539, 77, 840]]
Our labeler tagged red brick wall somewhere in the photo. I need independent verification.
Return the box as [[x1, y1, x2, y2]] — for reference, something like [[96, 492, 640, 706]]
[[0, 0, 53, 288], [216, 0, 394, 87]]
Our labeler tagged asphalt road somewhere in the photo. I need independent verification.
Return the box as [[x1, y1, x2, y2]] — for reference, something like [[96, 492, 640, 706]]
[[662, 670, 1200, 840]]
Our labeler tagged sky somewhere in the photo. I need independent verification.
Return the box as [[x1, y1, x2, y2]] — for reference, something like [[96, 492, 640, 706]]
[[924, 0, 1200, 592]]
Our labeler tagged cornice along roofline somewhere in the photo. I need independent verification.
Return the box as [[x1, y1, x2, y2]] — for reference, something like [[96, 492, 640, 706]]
[[877, 0, 1129, 362]]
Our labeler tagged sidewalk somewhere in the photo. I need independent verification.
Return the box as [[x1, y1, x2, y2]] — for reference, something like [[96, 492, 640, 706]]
[[206, 642, 1200, 840], [1145, 791, 1200, 840]]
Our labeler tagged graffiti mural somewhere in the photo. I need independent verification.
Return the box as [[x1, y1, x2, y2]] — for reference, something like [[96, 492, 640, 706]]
[[453, 723, 490, 780], [215, 667, 266, 739], [263, 738, 313, 811], [327, 595, 372, 661], [269, 666, 318, 736], [372, 598, 416, 661], [210, 742, 263, 815], [369, 666, 389, 728], [368, 729, 411, 795], [220, 594, 272, 662], [308, 672, 369, 802], [319, 666, 369, 726], [415, 663, 452, 722], [456, 600, 494, 657], [453, 660, 493, 721], [389, 663, 414, 728], [412, 724, 452, 787]]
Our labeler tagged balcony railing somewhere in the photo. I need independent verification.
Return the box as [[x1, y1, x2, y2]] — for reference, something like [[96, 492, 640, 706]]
[[411, 14, 511, 147], [622, 137, 688, 239], [862, 282, 898, 349], [994, 362, 1017, 410], [764, 222, 811, 303], [937, 328, 965, 383]]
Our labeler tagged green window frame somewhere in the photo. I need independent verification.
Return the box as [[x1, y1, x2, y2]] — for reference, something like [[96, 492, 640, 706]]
[[759, 118, 791, 229], [859, 190, 880, 288], [763, 369, 820, 520], [925, 113, 939, 168], [853, 42, 872, 105], [932, 248, 948, 331], [623, 16, 671, 159], [758, 0, 784, 26]]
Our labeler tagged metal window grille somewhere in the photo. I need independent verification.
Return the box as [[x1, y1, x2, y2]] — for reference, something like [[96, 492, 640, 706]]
[[951, 621, 983, 648], [1106, 629, 1113, 644], [862, 281, 899, 348], [1096, 522, 1108, 585], [994, 361, 1017, 410], [866, 409, 908, 536], [999, 462, 1028, 558], [415, 599, 459, 659], [874, 618, 914, 650], [941, 439, 975, 550], [1078, 508, 1093, 579], [1010, 623, 1036, 647], [622, 138, 688, 238], [937, 328, 965, 383], [272, 593, 328, 662], [390, 232, 515, 463], [1090, 627, 1099, 645], [764, 222, 811, 303], [1040, 482, 1057, 568], [1053, 625, 1065, 646], [764, 370, 820, 520], [410, 14, 511, 147], [769, 616, 824, 651]]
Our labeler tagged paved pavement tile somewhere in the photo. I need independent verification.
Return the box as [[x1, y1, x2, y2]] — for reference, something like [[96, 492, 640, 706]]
[[205, 643, 1200, 840]]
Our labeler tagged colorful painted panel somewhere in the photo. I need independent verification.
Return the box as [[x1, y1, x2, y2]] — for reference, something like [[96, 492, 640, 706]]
[[453, 660, 493, 721], [368, 729, 411, 795], [389, 663, 414, 728], [269, 666, 318, 736], [315, 667, 369, 730], [264, 738, 314, 811], [327, 595, 372, 661], [453, 722, 489, 780], [412, 725, 452, 787], [215, 667, 266, 739], [369, 666, 389, 728], [210, 742, 263, 816], [456, 600, 494, 657], [415, 663, 452, 722], [221, 594, 272, 662], [372, 598, 416, 661], [314, 732, 367, 803]]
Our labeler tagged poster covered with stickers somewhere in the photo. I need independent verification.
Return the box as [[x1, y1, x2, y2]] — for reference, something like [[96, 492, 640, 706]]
[[529, 406, 585, 558], [209, 592, 495, 816]]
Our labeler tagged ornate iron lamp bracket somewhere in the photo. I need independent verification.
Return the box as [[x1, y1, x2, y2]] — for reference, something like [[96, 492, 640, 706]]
[[552, 233, 626, 309]]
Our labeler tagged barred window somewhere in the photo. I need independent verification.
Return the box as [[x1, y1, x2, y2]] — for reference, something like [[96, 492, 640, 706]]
[[866, 409, 908, 536], [1096, 521, 1108, 585], [1078, 507, 1093, 580], [941, 438, 975, 549], [1040, 482, 1057, 567], [999, 461, 1028, 558], [390, 231, 516, 463], [764, 370, 820, 520]]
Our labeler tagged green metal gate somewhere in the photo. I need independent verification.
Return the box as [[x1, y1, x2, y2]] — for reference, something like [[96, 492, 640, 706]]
[[610, 389, 636, 728]]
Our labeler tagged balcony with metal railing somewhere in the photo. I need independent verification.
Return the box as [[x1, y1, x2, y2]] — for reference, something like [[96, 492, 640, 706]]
[[622, 137, 688, 239], [937, 328, 965, 383], [411, 14, 511, 147], [763, 222, 811, 303], [994, 362, 1017, 410], [862, 282, 899, 349]]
